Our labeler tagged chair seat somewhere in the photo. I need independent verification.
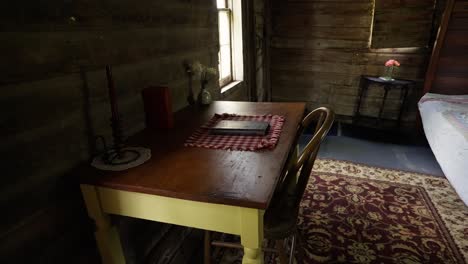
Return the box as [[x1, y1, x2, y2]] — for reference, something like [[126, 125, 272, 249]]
[[264, 193, 298, 240]]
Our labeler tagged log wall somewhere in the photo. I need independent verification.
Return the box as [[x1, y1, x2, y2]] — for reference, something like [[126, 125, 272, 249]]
[[0, 0, 250, 263]]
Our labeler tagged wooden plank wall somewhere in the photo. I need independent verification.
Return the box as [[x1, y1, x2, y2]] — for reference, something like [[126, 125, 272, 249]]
[[254, 0, 266, 101], [372, 0, 436, 48], [431, 0, 468, 94], [270, 0, 438, 123], [0, 0, 249, 263]]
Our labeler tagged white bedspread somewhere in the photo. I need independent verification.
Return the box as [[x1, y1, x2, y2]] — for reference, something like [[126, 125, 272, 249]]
[[419, 93, 468, 206]]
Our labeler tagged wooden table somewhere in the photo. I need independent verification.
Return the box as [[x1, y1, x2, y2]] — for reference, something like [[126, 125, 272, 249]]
[[80, 101, 306, 264]]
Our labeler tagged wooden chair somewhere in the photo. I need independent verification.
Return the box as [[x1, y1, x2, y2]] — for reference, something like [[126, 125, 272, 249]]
[[204, 107, 335, 264]]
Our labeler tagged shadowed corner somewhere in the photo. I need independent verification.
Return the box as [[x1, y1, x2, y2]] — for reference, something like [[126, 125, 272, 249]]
[[79, 66, 97, 161]]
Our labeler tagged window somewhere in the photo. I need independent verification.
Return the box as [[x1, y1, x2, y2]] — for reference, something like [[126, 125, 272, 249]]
[[217, 0, 232, 87], [371, 0, 436, 49], [217, 0, 243, 89]]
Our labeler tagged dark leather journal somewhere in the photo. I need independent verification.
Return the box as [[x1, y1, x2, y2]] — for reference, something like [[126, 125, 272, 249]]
[[210, 120, 270, 136]]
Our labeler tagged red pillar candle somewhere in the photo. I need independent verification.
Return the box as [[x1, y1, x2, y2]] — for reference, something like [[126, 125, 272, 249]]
[[106, 65, 119, 119], [141, 86, 174, 129]]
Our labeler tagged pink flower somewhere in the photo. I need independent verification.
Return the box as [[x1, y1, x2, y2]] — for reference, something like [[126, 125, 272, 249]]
[[385, 59, 401, 67]]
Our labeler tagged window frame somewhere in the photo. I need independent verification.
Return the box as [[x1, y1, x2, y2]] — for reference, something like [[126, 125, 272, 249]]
[[217, 0, 243, 90], [217, 3, 234, 88]]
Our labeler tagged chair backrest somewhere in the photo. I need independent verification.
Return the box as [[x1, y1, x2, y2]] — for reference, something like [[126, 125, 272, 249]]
[[279, 107, 335, 207]]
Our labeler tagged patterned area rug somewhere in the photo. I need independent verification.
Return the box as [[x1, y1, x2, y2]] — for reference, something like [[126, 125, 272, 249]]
[[216, 159, 468, 263]]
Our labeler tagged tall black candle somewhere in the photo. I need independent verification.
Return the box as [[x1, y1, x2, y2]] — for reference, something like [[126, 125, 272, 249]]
[[106, 65, 119, 119]]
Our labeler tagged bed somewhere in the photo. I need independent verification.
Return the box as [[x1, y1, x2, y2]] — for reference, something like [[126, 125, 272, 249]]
[[418, 93, 468, 206], [419, 0, 468, 205]]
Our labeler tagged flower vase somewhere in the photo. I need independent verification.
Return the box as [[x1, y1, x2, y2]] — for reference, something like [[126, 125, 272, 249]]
[[198, 82, 212, 106], [380, 66, 396, 81]]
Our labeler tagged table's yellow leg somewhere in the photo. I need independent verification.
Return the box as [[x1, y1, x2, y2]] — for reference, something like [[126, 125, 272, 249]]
[[240, 208, 265, 264], [81, 184, 126, 264]]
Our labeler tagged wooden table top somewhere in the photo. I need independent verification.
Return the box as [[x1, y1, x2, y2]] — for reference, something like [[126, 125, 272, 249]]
[[81, 101, 306, 209], [362, 75, 416, 86]]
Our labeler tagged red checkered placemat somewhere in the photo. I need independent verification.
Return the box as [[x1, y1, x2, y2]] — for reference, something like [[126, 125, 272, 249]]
[[184, 113, 285, 151]]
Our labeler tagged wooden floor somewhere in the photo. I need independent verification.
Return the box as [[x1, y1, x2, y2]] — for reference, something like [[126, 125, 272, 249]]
[[310, 123, 444, 177]]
